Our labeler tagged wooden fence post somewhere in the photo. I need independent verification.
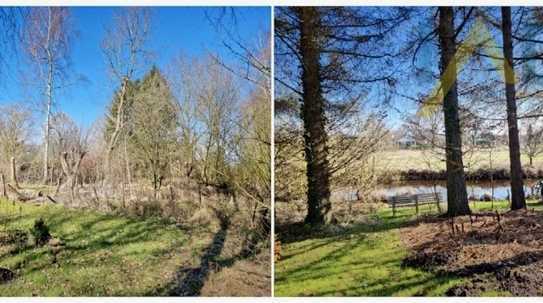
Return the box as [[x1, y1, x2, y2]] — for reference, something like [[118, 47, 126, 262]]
[[415, 195, 419, 216], [1, 174, 6, 199], [392, 197, 396, 217]]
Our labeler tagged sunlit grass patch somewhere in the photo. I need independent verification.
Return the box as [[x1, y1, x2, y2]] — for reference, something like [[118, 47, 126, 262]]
[[0, 199, 190, 296], [275, 220, 464, 296], [275, 199, 542, 297]]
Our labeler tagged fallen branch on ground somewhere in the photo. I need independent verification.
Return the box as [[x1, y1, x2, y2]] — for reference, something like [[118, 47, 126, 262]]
[[6, 184, 57, 204]]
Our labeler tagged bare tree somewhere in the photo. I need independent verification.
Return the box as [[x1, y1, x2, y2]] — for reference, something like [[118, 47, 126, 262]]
[[205, 9, 271, 91], [22, 7, 73, 184], [523, 123, 543, 167], [0, 103, 33, 188], [234, 84, 271, 256], [190, 58, 238, 187], [51, 112, 88, 205], [0, 103, 33, 166], [101, 8, 151, 185], [201, 10, 272, 255], [168, 55, 202, 181]]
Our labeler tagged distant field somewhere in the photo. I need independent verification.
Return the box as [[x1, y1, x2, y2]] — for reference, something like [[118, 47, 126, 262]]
[[373, 148, 543, 172]]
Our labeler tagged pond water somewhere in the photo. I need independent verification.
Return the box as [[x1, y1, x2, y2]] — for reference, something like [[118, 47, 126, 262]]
[[332, 180, 542, 202]]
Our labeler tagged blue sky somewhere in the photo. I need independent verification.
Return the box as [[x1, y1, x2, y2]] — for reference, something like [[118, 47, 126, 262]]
[[0, 7, 270, 128]]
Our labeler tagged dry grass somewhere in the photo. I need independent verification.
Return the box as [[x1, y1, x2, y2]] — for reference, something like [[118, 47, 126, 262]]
[[200, 250, 271, 296], [375, 148, 543, 172]]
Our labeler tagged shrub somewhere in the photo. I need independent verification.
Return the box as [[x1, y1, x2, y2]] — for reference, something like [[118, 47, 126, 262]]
[[30, 218, 51, 246]]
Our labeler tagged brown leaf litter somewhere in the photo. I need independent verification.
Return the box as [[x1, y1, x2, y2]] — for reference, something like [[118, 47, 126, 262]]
[[400, 209, 543, 296]]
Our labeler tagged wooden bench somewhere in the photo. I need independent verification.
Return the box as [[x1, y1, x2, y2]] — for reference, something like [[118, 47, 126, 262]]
[[387, 192, 443, 216]]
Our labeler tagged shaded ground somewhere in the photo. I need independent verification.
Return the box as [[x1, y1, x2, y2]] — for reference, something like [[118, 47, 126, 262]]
[[0, 199, 191, 296], [0, 199, 270, 296], [275, 200, 543, 296], [401, 204, 543, 296], [274, 205, 465, 296], [199, 250, 271, 296], [0, 267, 14, 284], [152, 209, 271, 297]]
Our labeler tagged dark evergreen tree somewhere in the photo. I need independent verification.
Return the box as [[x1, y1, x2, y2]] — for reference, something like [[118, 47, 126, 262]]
[[275, 7, 409, 225], [501, 6, 526, 210], [437, 7, 471, 216]]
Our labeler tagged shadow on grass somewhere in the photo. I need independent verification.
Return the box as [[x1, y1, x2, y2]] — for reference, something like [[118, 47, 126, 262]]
[[275, 206, 466, 296], [276, 225, 463, 296], [0, 202, 190, 296], [312, 272, 458, 296], [165, 212, 230, 296], [153, 208, 266, 297], [277, 206, 430, 245], [277, 201, 543, 296]]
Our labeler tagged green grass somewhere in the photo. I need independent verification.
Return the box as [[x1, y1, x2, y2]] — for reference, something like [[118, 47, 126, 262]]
[[480, 290, 513, 296], [0, 199, 198, 296], [275, 199, 543, 297]]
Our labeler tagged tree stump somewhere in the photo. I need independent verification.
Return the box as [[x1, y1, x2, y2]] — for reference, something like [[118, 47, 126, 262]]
[[48, 238, 65, 264]]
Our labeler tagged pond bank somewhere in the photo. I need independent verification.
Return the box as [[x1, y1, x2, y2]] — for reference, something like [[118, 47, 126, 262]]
[[333, 179, 541, 203], [380, 167, 543, 183]]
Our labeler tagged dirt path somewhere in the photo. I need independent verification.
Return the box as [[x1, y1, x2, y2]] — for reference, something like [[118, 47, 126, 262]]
[[155, 210, 270, 297]]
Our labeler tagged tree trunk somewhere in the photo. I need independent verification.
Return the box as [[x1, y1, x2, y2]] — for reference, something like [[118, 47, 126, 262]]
[[438, 7, 471, 216], [104, 77, 129, 187], [60, 151, 86, 206], [67, 175, 75, 205], [298, 7, 332, 225], [241, 205, 270, 257], [43, 94, 51, 184], [203, 135, 213, 185], [123, 136, 133, 199], [154, 175, 158, 200], [10, 157, 19, 189], [1, 174, 6, 198], [43, 7, 53, 184], [501, 6, 526, 210]]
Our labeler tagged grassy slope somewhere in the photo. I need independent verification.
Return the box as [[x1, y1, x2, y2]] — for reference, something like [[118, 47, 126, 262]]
[[275, 200, 543, 297], [0, 199, 207, 296]]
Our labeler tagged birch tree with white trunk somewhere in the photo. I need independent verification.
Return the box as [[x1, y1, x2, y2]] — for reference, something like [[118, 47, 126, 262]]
[[22, 7, 73, 184]]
